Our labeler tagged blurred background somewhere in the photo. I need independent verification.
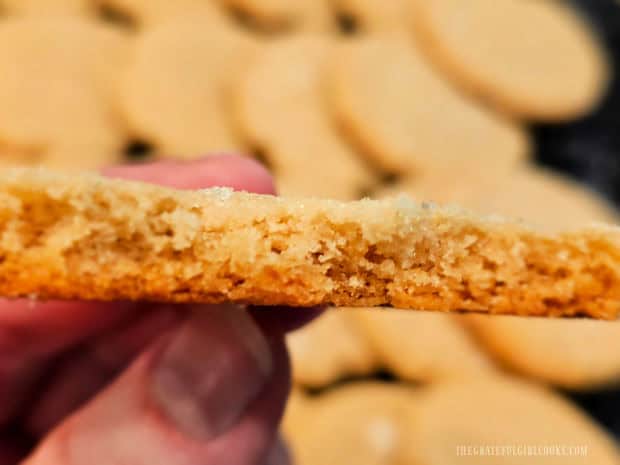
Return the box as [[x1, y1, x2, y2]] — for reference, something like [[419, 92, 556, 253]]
[[1, 0, 620, 463]]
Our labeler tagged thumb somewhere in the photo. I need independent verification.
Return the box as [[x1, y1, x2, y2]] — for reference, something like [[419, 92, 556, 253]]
[[24, 306, 291, 465]]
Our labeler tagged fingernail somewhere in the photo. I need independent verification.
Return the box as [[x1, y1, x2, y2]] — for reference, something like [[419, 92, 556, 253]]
[[151, 306, 273, 439]]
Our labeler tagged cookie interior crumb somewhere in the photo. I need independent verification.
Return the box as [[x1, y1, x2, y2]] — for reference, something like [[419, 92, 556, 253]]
[[0, 167, 619, 319]]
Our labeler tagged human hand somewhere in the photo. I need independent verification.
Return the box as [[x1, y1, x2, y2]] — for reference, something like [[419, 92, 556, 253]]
[[0, 156, 316, 465]]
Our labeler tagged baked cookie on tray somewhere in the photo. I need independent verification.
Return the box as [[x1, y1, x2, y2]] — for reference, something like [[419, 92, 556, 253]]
[[0, 17, 130, 169], [406, 377, 620, 465], [120, 14, 257, 157], [327, 38, 528, 175], [284, 382, 417, 465], [0, 167, 619, 318], [353, 308, 494, 382], [233, 37, 374, 200], [412, 0, 609, 121], [287, 310, 377, 387]]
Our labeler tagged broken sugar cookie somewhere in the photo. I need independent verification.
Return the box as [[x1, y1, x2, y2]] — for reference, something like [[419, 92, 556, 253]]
[[327, 38, 529, 175], [412, 0, 609, 121], [120, 14, 257, 158], [287, 309, 378, 387], [217, 0, 334, 33], [0, 17, 131, 169], [354, 308, 494, 383], [284, 382, 418, 465], [1, 167, 620, 318], [233, 37, 374, 199], [405, 377, 620, 465]]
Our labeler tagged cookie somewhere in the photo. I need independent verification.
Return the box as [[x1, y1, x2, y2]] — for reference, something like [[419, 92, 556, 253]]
[[354, 308, 494, 382], [383, 166, 619, 232], [1, 166, 620, 318], [281, 387, 311, 437], [0, 17, 130, 169], [120, 14, 257, 158], [406, 376, 620, 465], [233, 37, 374, 199], [327, 38, 529, 175], [284, 382, 417, 465], [466, 315, 620, 390], [287, 310, 377, 387], [2, 0, 92, 15], [331, 0, 413, 36], [217, 0, 333, 33], [412, 0, 609, 121]]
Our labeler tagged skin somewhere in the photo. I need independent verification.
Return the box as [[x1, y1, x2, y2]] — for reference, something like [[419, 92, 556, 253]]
[[0, 155, 319, 465]]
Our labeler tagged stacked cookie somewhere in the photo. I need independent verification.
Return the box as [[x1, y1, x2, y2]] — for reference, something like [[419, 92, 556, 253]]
[[0, 0, 618, 463]]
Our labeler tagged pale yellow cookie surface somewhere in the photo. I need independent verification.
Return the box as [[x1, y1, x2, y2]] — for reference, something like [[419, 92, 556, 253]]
[[121, 14, 257, 158], [287, 310, 377, 387], [354, 308, 494, 382], [406, 377, 620, 465], [413, 0, 609, 121], [328, 38, 528, 175], [234, 37, 374, 199], [284, 382, 418, 465], [0, 17, 130, 169]]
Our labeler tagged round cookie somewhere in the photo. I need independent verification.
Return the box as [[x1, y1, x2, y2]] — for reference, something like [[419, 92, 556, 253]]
[[234, 37, 375, 199], [466, 315, 620, 390], [353, 308, 495, 383], [284, 382, 418, 465], [217, 0, 334, 33], [120, 14, 257, 158], [412, 0, 609, 121], [0, 17, 130, 169], [331, 0, 413, 36], [287, 310, 377, 388], [406, 376, 620, 465], [328, 38, 529, 175], [2, 0, 92, 16]]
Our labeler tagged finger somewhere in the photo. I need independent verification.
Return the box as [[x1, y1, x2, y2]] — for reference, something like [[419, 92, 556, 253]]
[[102, 155, 276, 194], [26, 306, 290, 465], [0, 300, 137, 358], [0, 301, 137, 426], [24, 306, 182, 437]]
